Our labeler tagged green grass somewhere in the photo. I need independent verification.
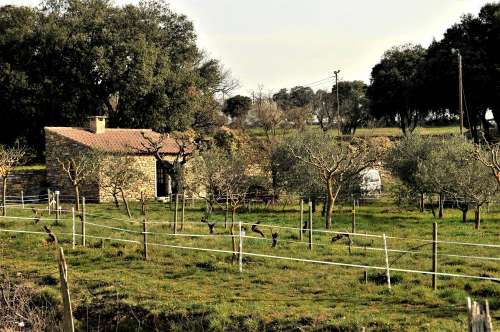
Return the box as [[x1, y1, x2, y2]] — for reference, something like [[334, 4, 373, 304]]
[[0, 199, 498, 331], [247, 125, 461, 139]]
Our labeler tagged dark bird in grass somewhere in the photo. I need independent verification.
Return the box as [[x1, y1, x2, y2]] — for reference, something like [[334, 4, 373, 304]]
[[251, 221, 265, 237], [331, 232, 350, 243], [31, 207, 38, 215], [78, 214, 84, 222], [33, 215, 40, 224], [207, 223, 216, 234], [302, 221, 308, 233], [271, 231, 278, 248]]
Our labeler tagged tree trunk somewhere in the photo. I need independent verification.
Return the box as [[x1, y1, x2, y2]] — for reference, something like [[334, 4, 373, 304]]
[[231, 208, 237, 264], [2, 176, 7, 216], [438, 193, 444, 219], [461, 206, 468, 223], [325, 178, 334, 229], [474, 205, 481, 230], [121, 189, 132, 219], [112, 192, 120, 208], [311, 196, 317, 213], [429, 195, 436, 218], [74, 185, 80, 213], [419, 192, 424, 213]]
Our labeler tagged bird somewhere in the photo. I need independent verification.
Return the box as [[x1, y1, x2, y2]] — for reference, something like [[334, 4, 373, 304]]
[[31, 207, 38, 215], [271, 231, 278, 248], [251, 221, 265, 237], [302, 221, 308, 233]]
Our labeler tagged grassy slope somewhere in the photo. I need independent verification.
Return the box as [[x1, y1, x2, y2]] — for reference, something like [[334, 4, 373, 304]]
[[0, 199, 498, 331]]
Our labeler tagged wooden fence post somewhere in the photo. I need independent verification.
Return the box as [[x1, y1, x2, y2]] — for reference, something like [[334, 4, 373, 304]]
[[173, 194, 178, 234], [308, 202, 313, 250], [383, 233, 391, 290], [81, 197, 86, 247], [239, 218, 243, 273], [58, 247, 75, 332], [143, 218, 148, 261], [352, 199, 356, 234], [299, 199, 304, 241], [47, 189, 51, 215], [21, 190, 24, 208], [467, 297, 494, 332], [181, 192, 185, 231], [225, 194, 229, 229], [432, 222, 437, 290], [55, 191, 60, 225], [71, 208, 75, 250]]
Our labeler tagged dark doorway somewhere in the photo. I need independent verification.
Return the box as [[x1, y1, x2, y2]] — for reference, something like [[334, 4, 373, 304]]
[[156, 160, 167, 197]]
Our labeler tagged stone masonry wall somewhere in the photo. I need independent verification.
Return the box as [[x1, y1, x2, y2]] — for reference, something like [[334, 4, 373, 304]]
[[98, 155, 156, 202], [45, 129, 100, 202], [3, 169, 48, 199]]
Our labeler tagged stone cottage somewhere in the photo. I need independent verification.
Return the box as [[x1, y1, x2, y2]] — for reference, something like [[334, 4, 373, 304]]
[[45, 116, 183, 202]]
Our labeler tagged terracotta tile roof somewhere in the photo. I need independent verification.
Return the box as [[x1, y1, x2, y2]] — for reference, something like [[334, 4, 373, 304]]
[[45, 127, 184, 155]]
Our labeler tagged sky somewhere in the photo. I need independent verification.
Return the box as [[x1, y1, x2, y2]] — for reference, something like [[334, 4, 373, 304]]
[[0, 0, 494, 95]]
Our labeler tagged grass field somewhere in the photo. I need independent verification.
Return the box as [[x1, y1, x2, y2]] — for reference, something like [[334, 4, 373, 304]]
[[0, 198, 498, 331], [247, 125, 461, 139]]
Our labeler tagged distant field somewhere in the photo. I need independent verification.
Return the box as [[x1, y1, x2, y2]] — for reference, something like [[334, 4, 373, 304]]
[[0, 198, 498, 331], [247, 125, 461, 138]]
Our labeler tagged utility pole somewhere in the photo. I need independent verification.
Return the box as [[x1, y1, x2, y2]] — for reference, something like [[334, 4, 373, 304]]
[[334, 70, 341, 136], [458, 52, 464, 136]]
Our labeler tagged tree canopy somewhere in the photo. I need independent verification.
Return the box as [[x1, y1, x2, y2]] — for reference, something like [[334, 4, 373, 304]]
[[0, 0, 227, 156]]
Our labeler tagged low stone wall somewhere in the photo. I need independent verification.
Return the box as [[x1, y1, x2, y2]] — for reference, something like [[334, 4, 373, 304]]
[[4, 169, 48, 199]]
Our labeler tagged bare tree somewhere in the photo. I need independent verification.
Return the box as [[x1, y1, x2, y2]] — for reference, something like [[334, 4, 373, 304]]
[[57, 150, 101, 212], [0, 145, 26, 216], [475, 139, 500, 186], [101, 155, 145, 218], [194, 147, 252, 263], [139, 132, 192, 194], [286, 132, 381, 229], [253, 88, 284, 139]]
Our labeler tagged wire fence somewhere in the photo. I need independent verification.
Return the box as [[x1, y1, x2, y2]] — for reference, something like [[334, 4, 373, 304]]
[[1, 210, 498, 286]]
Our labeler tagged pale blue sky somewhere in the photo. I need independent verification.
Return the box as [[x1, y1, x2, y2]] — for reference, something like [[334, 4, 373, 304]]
[[0, 0, 493, 95]]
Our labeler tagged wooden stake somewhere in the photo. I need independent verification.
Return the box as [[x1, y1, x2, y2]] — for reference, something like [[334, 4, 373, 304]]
[[21, 190, 24, 208], [71, 208, 75, 250], [364, 270, 368, 285], [352, 199, 356, 234], [81, 197, 86, 247], [143, 218, 148, 261], [58, 248, 75, 332], [181, 192, 185, 231], [47, 189, 51, 215], [239, 218, 243, 273], [299, 199, 304, 241], [383, 233, 391, 290], [308, 202, 313, 250], [432, 222, 437, 290], [173, 194, 178, 234], [55, 191, 60, 225], [225, 194, 229, 229]]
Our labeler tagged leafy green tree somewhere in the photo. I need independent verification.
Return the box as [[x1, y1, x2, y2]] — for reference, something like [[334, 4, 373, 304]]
[[0, 0, 226, 156], [367, 44, 427, 135], [336, 81, 370, 135], [285, 132, 380, 229], [223, 95, 252, 128]]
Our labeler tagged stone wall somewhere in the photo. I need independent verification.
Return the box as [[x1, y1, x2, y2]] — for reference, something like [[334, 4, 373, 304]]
[[97, 155, 157, 202], [45, 129, 100, 201], [3, 169, 48, 199]]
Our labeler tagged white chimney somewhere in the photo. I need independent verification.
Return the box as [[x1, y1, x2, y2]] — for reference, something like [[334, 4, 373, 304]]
[[88, 116, 107, 134]]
